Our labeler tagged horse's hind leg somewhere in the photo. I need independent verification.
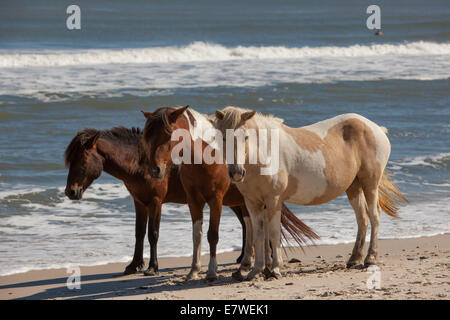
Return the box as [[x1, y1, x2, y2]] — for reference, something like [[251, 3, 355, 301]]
[[362, 183, 381, 266], [357, 165, 383, 267], [346, 178, 369, 269]]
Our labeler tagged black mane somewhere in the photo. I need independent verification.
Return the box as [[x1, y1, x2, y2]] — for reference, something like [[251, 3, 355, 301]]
[[64, 127, 142, 167]]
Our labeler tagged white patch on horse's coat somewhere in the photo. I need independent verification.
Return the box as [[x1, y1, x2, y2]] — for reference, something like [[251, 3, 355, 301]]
[[192, 220, 203, 270], [207, 256, 217, 277], [278, 130, 328, 204], [302, 114, 349, 140], [366, 120, 391, 169]]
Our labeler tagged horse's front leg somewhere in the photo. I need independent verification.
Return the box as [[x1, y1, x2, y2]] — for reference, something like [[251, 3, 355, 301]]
[[245, 201, 265, 281], [124, 199, 147, 275], [205, 197, 224, 281], [185, 194, 205, 280], [144, 199, 162, 276]]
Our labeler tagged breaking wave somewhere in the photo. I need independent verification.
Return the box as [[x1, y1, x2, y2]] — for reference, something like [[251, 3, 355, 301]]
[[1, 41, 449, 68]]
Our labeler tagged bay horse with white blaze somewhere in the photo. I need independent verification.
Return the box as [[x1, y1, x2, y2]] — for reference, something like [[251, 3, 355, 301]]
[[141, 106, 319, 281], [214, 107, 407, 280]]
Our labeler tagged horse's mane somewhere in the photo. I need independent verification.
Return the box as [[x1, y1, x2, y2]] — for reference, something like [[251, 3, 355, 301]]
[[214, 106, 284, 130], [143, 107, 173, 141], [64, 127, 142, 168]]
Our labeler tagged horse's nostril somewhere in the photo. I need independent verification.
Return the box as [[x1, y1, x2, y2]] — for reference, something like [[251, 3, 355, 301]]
[[70, 189, 76, 196]]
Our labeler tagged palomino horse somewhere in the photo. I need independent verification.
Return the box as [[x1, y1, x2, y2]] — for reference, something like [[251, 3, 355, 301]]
[[214, 107, 407, 280], [141, 106, 318, 281], [64, 126, 249, 275]]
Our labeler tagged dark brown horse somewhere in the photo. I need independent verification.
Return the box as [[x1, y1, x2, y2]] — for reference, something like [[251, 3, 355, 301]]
[[64, 127, 250, 276], [141, 106, 319, 281]]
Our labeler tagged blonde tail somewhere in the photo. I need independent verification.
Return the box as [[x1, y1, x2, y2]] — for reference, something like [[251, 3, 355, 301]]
[[378, 171, 408, 218]]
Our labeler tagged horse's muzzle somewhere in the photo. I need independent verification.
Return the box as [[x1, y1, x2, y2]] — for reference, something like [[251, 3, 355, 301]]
[[149, 165, 165, 179], [229, 168, 246, 183], [65, 186, 83, 200]]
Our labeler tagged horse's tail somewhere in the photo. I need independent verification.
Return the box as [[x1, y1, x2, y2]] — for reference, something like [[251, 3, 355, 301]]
[[378, 170, 408, 218], [280, 203, 319, 250]]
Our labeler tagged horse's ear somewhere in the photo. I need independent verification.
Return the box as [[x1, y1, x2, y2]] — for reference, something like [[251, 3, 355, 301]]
[[241, 110, 256, 122], [84, 131, 100, 149], [169, 105, 189, 123], [215, 110, 225, 120], [141, 110, 153, 119]]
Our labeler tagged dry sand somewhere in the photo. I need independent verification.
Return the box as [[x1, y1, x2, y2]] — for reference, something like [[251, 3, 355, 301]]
[[0, 234, 448, 300]]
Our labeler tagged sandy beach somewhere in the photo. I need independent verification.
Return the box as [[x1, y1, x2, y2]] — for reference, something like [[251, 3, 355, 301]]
[[0, 234, 448, 300]]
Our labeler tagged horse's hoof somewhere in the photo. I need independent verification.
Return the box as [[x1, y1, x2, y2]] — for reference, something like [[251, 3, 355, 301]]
[[123, 268, 137, 275], [346, 257, 364, 269], [185, 272, 200, 281], [205, 274, 217, 282], [346, 262, 364, 269], [232, 270, 245, 281], [271, 268, 282, 279], [364, 255, 377, 267], [245, 269, 262, 281], [124, 260, 144, 275], [239, 263, 252, 272], [364, 261, 378, 268], [124, 263, 142, 275], [263, 267, 272, 279], [144, 268, 158, 276]]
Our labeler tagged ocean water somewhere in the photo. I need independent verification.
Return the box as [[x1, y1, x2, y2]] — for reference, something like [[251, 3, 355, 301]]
[[0, 0, 449, 276]]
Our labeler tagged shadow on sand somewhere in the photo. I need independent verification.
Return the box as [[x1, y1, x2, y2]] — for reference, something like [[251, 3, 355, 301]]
[[1, 263, 239, 300]]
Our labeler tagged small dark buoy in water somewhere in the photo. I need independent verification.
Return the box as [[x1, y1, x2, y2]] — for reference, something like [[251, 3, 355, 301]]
[[375, 29, 383, 36]]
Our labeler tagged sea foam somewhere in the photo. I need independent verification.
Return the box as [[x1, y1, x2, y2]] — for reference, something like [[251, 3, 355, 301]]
[[1, 41, 449, 68]]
